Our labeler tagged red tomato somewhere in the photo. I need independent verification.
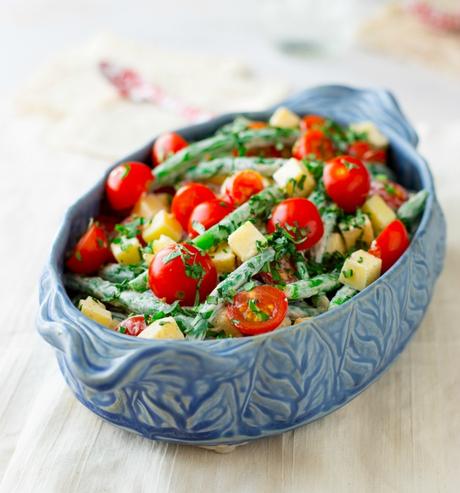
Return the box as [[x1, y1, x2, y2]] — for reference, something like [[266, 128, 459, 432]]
[[292, 130, 335, 161], [258, 257, 298, 285], [323, 155, 371, 213], [66, 223, 111, 274], [171, 182, 216, 230], [267, 198, 324, 250], [116, 315, 147, 337], [222, 170, 264, 205], [188, 199, 234, 238], [370, 180, 409, 210], [300, 114, 326, 132], [368, 219, 410, 273], [152, 132, 188, 166], [105, 162, 152, 211], [348, 140, 386, 164], [245, 145, 284, 158], [148, 243, 217, 306], [226, 286, 288, 335]]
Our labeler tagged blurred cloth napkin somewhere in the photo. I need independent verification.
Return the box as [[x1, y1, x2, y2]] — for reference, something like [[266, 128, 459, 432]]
[[16, 33, 288, 160]]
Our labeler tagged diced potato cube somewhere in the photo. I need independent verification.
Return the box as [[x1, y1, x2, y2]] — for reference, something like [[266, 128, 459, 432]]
[[228, 221, 266, 262], [269, 107, 300, 129], [132, 193, 169, 219], [138, 317, 184, 340], [142, 210, 183, 243], [362, 195, 396, 234], [339, 249, 382, 291], [79, 296, 114, 328], [349, 121, 388, 148], [210, 244, 236, 273], [213, 308, 242, 337], [152, 234, 177, 254], [111, 237, 142, 265], [273, 158, 316, 197], [339, 214, 374, 250], [294, 317, 311, 325], [326, 232, 346, 255]]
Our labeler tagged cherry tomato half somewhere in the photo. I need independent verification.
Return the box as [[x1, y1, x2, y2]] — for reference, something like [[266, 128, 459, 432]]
[[116, 315, 147, 337], [368, 219, 410, 273], [292, 130, 335, 161], [222, 170, 264, 205], [323, 155, 371, 213], [348, 140, 387, 164], [66, 222, 111, 274], [226, 285, 288, 335], [370, 180, 408, 210], [267, 198, 324, 250], [152, 132, 188, 166], [105, 162, 152, 211], [300, 114, 326, 132], [188, 199, 234, 238], [148, 243, 217, 306], [171, 182, 216, 230]]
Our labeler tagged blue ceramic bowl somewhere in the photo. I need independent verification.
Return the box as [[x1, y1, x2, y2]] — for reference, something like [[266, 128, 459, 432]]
[[37, 86, 446, 446]]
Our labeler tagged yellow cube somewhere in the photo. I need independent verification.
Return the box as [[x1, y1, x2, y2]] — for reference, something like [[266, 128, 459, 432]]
[[228, 221, 266, 262], [349, 121, 388, 148], [269, 107, 300, 129], [273, 158, 316, 197], [326, 232, 346, 255], [210, 244, 236, 273], [143, 252, 154, 266], [339, 214, 374, 250], [132, 193, 170, 219], [362, 195, 396, 234], [111, 237, 142, 265], [142, 210, 183, 243], [79, 297, 114, 328], [152, 234, 177, 254], [339, 249, 382, 291], [138, 317, 185, 340]]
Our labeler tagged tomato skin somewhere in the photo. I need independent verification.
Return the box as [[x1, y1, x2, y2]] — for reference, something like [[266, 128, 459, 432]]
[[188, 199, 234, 238], [105, 162, 152, 211], [152, 132, 188, 166], [323, 155, 371, 213], [267, 198, 324, 250], [348, 140, 386, 164], [226, 286, 288, 335], [116, 315, 147, 337], [171, 182, 216, 230], [292, 130, 335, 161], [247, 121, 268, 130], [222, 170, 264, 205], [148, 243, 217, 306], [66, 223, 111, 274], [300, 114, 326, 132], [368, 219, 410, 273], [370, 180, 408, 210]]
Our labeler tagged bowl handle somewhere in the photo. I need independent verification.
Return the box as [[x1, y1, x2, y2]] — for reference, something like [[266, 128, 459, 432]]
[[270, 85, 419, 148]]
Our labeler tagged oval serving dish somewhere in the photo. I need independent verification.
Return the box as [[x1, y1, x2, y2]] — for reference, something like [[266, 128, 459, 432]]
[[37, 86, 446, 446]]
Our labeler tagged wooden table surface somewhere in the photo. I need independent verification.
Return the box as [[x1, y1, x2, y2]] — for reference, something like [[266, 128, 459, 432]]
[[0, 2, 459, 492]]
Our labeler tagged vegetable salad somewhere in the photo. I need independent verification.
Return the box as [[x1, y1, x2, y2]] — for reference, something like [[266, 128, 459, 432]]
[[65, 107, 427, 340]]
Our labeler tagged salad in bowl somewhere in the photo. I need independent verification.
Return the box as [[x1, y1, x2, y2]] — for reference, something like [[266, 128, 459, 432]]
[[64, 107, 428, 341]]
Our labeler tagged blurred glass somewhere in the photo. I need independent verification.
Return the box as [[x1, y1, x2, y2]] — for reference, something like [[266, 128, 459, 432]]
[[261, 0, 386, 54]]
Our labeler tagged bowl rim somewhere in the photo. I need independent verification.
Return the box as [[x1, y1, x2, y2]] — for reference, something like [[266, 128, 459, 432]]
[[43, 86, 437, 354]]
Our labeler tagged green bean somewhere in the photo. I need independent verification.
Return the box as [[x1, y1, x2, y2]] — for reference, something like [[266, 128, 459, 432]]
[[192, 186, 284, 250], [284, 272, 340, 300], [329, 285, 358, 309], [152, 127, 299, 187], [98, 263, 145, 284], [366, 163, 397, 181], [127, 270, 149, 292], [188, 248, 275, 338], [311, 209, 338, 263], [397, 190, 428, 227], [288, 302, 324, 319], [184, 157, 287, 181]]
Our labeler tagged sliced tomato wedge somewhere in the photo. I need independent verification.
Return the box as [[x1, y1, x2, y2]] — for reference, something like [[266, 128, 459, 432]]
[[222, 170, 264, 205], [370, 180, 408, 210], [368, 219, 410, 273], [226, 286, 288, 335], [292, 130, 335, 161], [116, 315, 147, 336], [66, 222, 111, 274]]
